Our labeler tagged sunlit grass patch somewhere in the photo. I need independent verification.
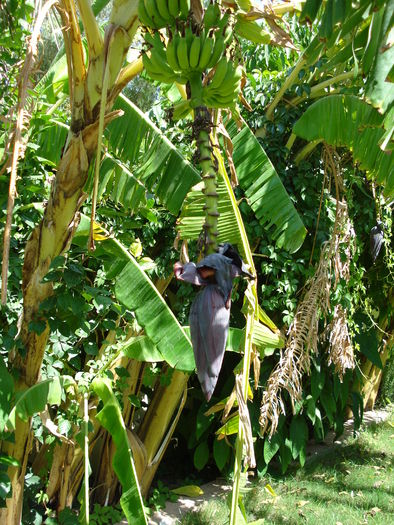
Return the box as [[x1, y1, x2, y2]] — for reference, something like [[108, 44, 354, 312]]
[[180, 414, 394, 525]]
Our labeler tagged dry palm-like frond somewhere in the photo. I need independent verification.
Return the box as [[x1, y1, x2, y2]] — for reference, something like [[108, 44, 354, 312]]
[[325, 198, 356, 379], [259, 241, 331, 437], [327, 304, 355, 379], [259, 148, 356, 437]]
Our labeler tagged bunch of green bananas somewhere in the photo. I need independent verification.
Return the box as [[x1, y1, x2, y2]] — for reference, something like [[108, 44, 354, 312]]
[[142, 31, 188, 84], [138, 0, 190, 30], [166, 25, 227, 76], [202, 57, 243, 108]]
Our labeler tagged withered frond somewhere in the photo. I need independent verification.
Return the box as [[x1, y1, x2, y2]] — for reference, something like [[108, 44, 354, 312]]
[[259, 188, 356, 436]]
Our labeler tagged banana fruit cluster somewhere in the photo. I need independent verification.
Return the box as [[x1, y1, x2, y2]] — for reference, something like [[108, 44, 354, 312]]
[[166, 27, 226, 76], [142, 31, 187, 84], [140, 1, 244, 110], [202, 57, 243, 108], [138, 0, 190, 29]]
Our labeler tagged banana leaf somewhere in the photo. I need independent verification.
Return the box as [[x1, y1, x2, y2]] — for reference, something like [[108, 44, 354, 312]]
[[178, 178, 243, 249], [227, 121, 307, 254], [292, 94, 394, 197], [92, 378, 147, 525], [73, 214, 195, 372], [7, 376, 75, 430], [105, 94, 200, 214], [365, 0, 394, 112]]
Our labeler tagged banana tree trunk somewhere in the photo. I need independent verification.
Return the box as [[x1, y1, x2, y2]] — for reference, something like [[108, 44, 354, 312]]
[[1, 0, 140, 521]]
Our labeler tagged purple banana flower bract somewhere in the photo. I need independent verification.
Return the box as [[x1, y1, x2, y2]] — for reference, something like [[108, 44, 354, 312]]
[[174, 246, 254, 401]]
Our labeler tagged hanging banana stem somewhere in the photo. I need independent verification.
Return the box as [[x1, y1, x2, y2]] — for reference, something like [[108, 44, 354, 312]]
[[194, 105, 219, 254]]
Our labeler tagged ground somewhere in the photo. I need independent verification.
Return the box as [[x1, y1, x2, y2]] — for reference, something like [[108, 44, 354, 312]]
[[131, 407, 393, 525]]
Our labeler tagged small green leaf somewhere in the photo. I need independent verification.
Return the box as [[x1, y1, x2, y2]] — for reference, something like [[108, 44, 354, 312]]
[[289, 415, 308, 461], [213, 438, 230, 471], [194, 441, 209, 471], [263, 431, 282, 464], [306, 396, 316, 424]]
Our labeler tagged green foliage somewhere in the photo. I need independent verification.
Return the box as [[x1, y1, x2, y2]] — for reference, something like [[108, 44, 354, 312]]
[[92, 378, 148, 525], [293, 95, 394, 196], [147, 481, 178, 511], [89, 503, 124, 525]]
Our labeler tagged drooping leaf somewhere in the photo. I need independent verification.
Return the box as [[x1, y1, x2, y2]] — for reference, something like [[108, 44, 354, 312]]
[[293, 94, 394, 196], [7, 376, 75, 430], [213, 438, 230, 471], [74, 215, 194, 371], [115, 260, 194, 371], [105, 94, 200, 214], [227, 120, 307, 253], [92, 378, 147, 525], [289, 415, 308, 463], [263, 431, 282, 464]]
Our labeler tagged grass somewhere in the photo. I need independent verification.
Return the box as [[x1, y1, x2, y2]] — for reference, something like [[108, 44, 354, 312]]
[[180, 412, 394, 525]]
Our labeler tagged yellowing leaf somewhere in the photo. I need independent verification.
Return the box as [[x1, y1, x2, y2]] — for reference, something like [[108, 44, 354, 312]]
[[130, 238, 142, 257], [92, 222, 110, 241], [297, 500, 310, 507], [264, 483, 277, 498], [171, 485, 204, 497]]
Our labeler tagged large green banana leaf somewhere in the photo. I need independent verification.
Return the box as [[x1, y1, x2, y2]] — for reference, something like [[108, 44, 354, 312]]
[[178, 122, 306, 255], [178, 177, 244, 249], [7, 376, 75, 430], [105, 94, 200, 214], [228, 121, 307, 254], [365, 0, 394, 112], [73, 215, 195, 372], [92, 377, 147, 525], [300, 0, 394, 112], [34, 93, 201, 215], [292, 94, 394, 197]]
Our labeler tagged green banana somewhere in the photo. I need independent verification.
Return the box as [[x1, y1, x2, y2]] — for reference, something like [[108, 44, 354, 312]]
[[234, 18, 270, 45], [144, 31, 166, 59], [168, 0, 179, 18], [144, 0, 167, 29], [198, 36, 214, 70], [185, 25, 193, 51], [217, 12, 230, 33], [207, 34, 225, 69], [189, 35, 201, 69], [179, 0, 190, 19], [166, 36, 180, 72], [156, 0, 173, 23], [138, 0, 155, 28], [204, 3, 221, 30], [208, 57, 229, 89], [176, 35, 190, 71], [149, 47, 175, 79], [202, 91, 239, 108], [143, 54, 169, 82]]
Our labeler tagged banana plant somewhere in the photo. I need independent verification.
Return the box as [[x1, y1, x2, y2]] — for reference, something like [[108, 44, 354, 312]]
[[0, 0, 142, 522], [1, 1, 309, 522]]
